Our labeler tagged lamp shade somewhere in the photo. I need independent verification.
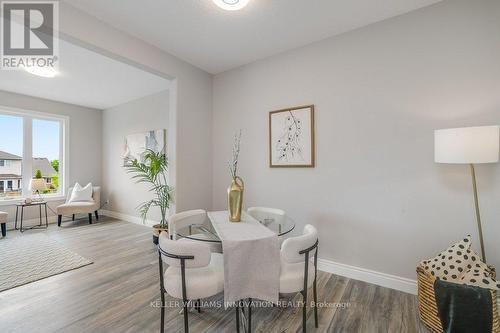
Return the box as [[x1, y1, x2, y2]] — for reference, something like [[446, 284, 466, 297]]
[[435, 125, 499, 164], [29, 178, 47, 192]]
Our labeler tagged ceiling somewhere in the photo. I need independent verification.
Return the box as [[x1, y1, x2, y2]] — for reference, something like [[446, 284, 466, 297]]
[[0, 37, 170, 110], [64, 0, 442, 74]]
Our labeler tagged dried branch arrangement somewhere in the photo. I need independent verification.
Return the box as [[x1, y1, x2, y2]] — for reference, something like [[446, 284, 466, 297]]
[[229, 129, 242, 178]]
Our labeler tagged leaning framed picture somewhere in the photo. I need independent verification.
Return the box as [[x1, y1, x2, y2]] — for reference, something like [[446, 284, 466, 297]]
[[269, 105, 315, 168]]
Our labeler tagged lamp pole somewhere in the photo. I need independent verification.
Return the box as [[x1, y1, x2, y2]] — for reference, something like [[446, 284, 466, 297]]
[[470, 164, 486, 263]]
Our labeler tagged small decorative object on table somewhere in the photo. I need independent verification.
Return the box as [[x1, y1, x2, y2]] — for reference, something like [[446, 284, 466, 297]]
[[124, 149, 173, 244], [417, 236, 499, 332], [29, 169, 47, 202], [228, 130, 244, 222]]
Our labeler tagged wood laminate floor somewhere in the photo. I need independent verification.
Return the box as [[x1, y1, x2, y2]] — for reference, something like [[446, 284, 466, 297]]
[[0, 217, 429, 333]]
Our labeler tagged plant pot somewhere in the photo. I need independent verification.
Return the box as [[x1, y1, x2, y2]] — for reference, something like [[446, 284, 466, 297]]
[[152, 224, 168, 245]]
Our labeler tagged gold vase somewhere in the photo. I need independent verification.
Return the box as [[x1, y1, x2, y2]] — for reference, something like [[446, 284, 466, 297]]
[[228, 176, 244, 222]]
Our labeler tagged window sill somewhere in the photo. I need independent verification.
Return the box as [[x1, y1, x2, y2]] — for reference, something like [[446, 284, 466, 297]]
[[0, 195, 66, 207]]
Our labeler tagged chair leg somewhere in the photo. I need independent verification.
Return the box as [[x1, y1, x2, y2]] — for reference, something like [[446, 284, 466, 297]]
[[313, 278, 318, 328], [88, 213, 92, 224], [236, 305, 240, 333], [302, 290, 307, 333], [248, 298, 252, 333], [95, 210, 99, 220], [160, 292, 165, 333], [72, 214, 75, 221], [58, 215, 62, 227], [1, 223, 6, 237], [183, 299, 189, 333]]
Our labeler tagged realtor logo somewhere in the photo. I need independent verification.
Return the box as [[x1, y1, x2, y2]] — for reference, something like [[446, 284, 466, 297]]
[[1, 1, 59, 70]]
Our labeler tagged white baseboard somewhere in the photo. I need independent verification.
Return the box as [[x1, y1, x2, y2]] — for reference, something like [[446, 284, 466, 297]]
[[100, 209, 157, 227], [318, 258, 418, 295]]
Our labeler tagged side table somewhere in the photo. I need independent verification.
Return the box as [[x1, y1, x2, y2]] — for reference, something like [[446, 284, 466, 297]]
[[15, 201, 49, 232]]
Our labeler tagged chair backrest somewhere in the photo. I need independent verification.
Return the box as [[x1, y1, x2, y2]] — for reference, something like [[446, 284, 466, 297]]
[[168, 209, 207, 238], [281, 224, 318, 264], [158, 232, 211, 268], [247, 207, 286, 225], [66, 186, 101, 203]]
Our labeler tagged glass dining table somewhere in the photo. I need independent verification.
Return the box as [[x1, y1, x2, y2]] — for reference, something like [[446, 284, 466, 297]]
[[176, 213, 296, 243]]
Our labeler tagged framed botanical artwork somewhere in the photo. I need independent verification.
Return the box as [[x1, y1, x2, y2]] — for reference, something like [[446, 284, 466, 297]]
[[269, 105, 315, 167]]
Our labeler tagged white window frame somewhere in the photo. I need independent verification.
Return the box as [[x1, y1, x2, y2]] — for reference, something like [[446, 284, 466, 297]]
[[0, 106, 69, 205]]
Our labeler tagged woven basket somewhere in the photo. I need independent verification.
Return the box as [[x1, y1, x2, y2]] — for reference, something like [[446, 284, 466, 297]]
[[417, 265, 499, 333]]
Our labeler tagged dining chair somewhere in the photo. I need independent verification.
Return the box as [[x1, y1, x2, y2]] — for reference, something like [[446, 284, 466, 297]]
[[168, 209, 222, 253], [247, 207, 286, 225], [158, 232, 224, 333], [247, 207, 287, 246], [279, 224, 319, 333]]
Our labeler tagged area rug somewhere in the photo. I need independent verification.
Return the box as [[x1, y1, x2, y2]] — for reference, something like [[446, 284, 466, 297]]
[[0, 233, 93, 292]]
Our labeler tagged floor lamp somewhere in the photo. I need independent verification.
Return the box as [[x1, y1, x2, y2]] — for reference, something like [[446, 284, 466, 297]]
[[434, 125, 499, 263]]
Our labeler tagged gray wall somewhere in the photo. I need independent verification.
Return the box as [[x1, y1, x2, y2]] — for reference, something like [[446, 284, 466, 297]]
[[212, 0, 500, 279], [60, 3, 213, 213], [102, 90, 169, 223], [0, 90, 102, 225]]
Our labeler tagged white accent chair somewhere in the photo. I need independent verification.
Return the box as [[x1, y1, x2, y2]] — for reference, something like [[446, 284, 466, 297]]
[[56, 186, 101, 226], [168, 209, 222, 253], [279, 224, 319, 333], [248, 207, 286, 245], [158, 232, 224, 333], [0, 211, 7, 237]]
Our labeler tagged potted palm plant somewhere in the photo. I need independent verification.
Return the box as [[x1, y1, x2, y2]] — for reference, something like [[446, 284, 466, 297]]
[[124, 149, 173, 244]]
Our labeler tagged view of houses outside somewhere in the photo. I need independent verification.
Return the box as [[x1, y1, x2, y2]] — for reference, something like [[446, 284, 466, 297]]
[[0, 151, 59, 199], [0, 114, 60, 200]]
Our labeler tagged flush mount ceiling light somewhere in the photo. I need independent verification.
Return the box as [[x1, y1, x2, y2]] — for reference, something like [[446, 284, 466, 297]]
[[23, 66, 58, 78], [212, 0, 250, 11]]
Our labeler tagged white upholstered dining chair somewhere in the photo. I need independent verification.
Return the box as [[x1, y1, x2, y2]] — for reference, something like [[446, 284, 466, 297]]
[[279, 224, 319, 333], [247, 207, 286, 225], [157, 233, 225, 333], [168, 209, 222, 253], [248, 207, 287, 246]]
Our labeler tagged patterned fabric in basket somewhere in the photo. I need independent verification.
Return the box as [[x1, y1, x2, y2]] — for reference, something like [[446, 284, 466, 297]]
[[420, 236, 499, 290]]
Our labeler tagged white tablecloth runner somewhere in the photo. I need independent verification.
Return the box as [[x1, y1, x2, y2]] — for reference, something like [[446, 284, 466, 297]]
[[208, 211, 280, 306]]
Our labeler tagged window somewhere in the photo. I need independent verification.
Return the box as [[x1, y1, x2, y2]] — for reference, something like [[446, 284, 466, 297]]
[[33, 118, 61, 195], [0, 108, 68, 201], [0, 113, 23, 199]]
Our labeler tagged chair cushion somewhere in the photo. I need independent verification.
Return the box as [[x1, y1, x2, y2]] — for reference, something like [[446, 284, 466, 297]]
[[279, 258, 315, 294], [0, 211, 7, 223], [68, 183, 93, 203], [56, 201, 96, 215], [164, 253, 224, 300]]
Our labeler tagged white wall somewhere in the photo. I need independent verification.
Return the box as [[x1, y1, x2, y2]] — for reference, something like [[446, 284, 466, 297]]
[[102, 90, 169, 223], [59, 3, 213, 213], [212, 0, 500, 281], [0, 90, 102, 225]]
